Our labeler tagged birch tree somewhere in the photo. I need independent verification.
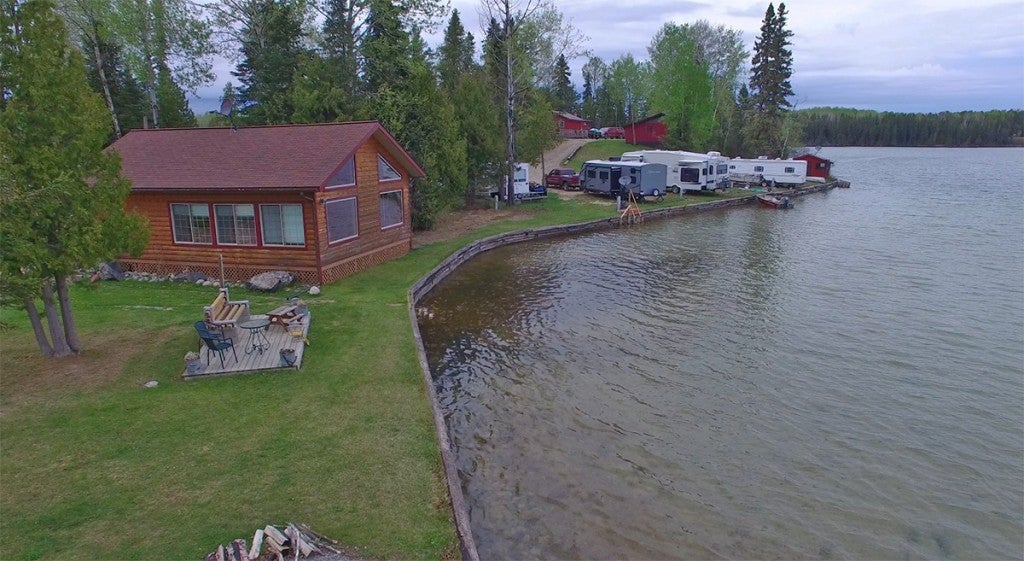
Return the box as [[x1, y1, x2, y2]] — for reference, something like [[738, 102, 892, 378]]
[[480, 0, 587, 204]]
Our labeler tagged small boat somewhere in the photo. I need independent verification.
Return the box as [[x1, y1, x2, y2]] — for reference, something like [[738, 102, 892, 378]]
[[757, 194, 793, 209]]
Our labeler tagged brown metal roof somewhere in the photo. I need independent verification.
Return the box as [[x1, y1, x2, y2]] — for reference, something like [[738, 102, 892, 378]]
[[554, 111, 590, 123], [109, 121, 426, 191]]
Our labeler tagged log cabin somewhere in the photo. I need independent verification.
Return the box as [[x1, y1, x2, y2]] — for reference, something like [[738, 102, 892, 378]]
[[109, 121, 424, 285]]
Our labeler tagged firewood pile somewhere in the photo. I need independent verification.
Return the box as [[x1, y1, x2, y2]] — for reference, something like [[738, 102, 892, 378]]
[[204, 523, 342, 561]]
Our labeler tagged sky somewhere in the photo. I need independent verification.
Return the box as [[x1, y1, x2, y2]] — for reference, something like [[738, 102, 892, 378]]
[[189, 0, 1024, 115]]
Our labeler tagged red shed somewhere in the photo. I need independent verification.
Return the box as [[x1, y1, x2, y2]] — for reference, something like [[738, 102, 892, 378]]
[[109, 121, 425, 285], [795, 153, 833, 179], [554, 111, 591, 138], [624, 113, 667, 146]]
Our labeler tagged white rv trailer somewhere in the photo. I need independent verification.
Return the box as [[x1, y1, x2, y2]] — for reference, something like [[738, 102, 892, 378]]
[[621, 150, 730, 193], [490, 163, 547, 201], [727, 157, 807, 186]]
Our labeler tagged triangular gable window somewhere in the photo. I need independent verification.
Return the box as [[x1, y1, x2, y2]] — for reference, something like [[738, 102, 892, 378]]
[[378, 155, 401, 182], [326, 157, 355, 188]]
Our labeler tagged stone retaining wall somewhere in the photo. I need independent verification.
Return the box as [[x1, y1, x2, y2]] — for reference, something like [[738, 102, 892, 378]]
[[407, 181, 838, 560]]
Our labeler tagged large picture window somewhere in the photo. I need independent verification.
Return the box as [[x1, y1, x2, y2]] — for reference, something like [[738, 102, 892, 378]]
[[326, 197, 358, 243], [171, 203, 211, 244], [214, 204, 256, 245], [379, 191, 403, 229], [377, 155, 401, 182], [260, 204, 305, 246], [326, 157, 355, 188]]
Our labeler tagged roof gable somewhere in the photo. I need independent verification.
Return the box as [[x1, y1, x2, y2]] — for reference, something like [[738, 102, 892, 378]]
[[109, 121, 425, 192], [626, 113, 666, 126], [554, 111, 589, 123]]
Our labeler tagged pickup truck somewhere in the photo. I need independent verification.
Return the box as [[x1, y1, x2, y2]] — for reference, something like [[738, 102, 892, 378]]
[[545, 168, 582, 190]]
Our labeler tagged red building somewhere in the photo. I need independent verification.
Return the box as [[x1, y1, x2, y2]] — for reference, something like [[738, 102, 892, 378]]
[[554, 111, 591, 138], [109, 121, 424, 285], [624, 113, 668, 146], [795, 153, 833, 179]]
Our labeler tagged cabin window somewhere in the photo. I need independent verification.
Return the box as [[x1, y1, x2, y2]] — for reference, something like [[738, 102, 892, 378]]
[[599, 171, 609, 181], [754, 165, 765, 172], [717, 164, 728, 174], [785, 167, 795, 173], [170, 203, 212, 244], [380, 190, 403, 229], [214, 204, 256, 246], [586, 169, 596, 179], [817, 162, 827, 169], [326, 157, 356, 188], [559, 120, 565, 128], [260, 204, 305, 246], [325, 197, 358, 243], [729, 164, 736, 169], [680, 168, 699, 183], [378, 155, 401, 182]]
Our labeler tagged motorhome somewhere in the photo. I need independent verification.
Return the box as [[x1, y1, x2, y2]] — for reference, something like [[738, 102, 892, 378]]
[[727, 157, 807, 186], [580, 160, 668, 199], [621, 150, 730, 193]]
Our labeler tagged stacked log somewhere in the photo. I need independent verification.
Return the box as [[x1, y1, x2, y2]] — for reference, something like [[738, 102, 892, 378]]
[[204, 523, 340, 561]]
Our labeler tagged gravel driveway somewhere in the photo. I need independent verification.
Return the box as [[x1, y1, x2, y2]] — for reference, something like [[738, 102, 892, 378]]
[[529, 138, 594, 183]]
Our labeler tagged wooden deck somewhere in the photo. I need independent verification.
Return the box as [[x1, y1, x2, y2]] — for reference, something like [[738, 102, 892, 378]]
[[183, 314, 311, 379]]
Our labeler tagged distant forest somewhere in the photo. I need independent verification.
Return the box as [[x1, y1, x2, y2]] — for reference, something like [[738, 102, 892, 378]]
[[795, 108, 1024, 147]]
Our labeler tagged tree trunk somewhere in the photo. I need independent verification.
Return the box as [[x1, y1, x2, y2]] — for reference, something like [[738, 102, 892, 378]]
[[41, 281, 72, 357], [503, 8, 516, 207], [23, 296, 55, 358], [55, 274, 81, 353], [139, 0, 160, 128], [91, 24, 122, 138]]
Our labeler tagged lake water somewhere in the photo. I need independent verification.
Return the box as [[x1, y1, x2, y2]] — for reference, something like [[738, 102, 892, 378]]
[[418, 147, 1024, 560]]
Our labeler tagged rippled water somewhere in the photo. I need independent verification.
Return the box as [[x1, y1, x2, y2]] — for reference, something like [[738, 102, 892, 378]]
[[418, 147, 1024, 560]]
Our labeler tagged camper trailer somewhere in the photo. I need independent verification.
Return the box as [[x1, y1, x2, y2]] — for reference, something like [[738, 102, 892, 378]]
[[580, 160, 668, 199], [727, 157, 807, 187], [490, 162, 547, 201], [621, 150, 730, 193]]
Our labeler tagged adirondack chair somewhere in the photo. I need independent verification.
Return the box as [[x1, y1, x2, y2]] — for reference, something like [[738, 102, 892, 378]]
[[194, 321, 237, 367]]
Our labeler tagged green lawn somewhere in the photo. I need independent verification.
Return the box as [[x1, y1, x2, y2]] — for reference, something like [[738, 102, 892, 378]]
[[564, 139, 646, 170], [0, 191, 754, 560]]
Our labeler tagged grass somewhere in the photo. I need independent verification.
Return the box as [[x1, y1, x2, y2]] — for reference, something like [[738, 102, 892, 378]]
[[564, 139, 646, 170], [0, 191, 752, 560]]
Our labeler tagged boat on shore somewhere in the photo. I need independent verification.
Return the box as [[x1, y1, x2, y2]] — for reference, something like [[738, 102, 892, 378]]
[[757, 194, 794, 209]]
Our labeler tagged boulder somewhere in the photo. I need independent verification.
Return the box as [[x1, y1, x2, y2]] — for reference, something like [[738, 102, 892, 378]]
[[96, 261, 125, 281], [308, 285, 321, 296], [246, 271, 295, 292]]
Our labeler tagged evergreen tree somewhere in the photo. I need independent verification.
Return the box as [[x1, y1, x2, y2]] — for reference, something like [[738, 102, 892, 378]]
[[361, 0, 410, 93], [322, 0, 362, 96], [232, 0, 305, 124], [551, 53, 576, 112], [746, 2, 795, 156], [436, 9, 474, 92], [156, 62, 196, 127], [452, 68, 503, 205], [0, 0, 148, 357], [82, 35, 149, 135], [111, 0, 214, 127], [290, 53, 357, 123]]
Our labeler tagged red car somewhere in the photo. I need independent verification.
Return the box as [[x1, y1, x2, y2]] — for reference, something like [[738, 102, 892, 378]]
[[600, 127, 625, 139], [545, 168, 581, 190]]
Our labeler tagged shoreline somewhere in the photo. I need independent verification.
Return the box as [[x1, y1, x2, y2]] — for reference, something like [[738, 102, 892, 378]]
[[407, 180, 842, 560]]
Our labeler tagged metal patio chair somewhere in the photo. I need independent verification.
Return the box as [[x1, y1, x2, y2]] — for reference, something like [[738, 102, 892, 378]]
[[194, 321, 237, 367]]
